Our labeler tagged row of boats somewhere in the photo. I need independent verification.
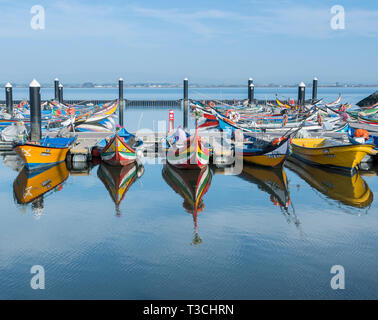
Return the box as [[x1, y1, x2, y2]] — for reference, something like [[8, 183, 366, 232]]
[[190, 96, 378, 173], [3, 93, 376, 243], [3, 94, 378, 184], [0, 99, 119, 142]]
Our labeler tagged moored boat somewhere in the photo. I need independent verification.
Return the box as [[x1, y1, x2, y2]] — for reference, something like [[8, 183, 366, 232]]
[[13, 136, 77, 170], [236, 136, 291, 167], [100, 127, 143, 166], [290, 138, 377, 172], [166, 126, 210, 169]]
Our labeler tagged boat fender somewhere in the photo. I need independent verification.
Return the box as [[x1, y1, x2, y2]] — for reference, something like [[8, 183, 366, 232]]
[[317, 113, 323, 126], [341, 112, 348, 121], [137, 165, 145, 178], [354, 129, 369, 140], [226, 110, 240, 122], [136, 149, 144, 158], [282, 114, 288, 126], [272, 137, 284, 145], [66, 107, 75, 116]]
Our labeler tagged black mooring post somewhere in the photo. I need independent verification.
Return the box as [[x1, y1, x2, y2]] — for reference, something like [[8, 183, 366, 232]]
[[58, 84, 63, 103], [5, 82, 13, 115], [54, 78, 59, 100], [248, 78, 253, 104], [298, 82, 306, 106], [118, 78, 124, 127], [249, 83, 255, 104], [312, 77, 318, 104], [183, 78, 188, 130], [29, 79, 42, 142]]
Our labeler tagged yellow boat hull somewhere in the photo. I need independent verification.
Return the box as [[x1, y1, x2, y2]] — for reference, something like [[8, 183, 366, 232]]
[[243, 154, 287, 167], [13, 162, 69, 204], [14, 144, 70, 170], [286, 158, 373, 208], [291, 138, 376, 171]]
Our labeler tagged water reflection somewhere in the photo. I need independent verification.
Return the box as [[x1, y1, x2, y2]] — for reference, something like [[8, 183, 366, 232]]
[[239, 164, 291, 210], [13, 162, 69, 218], [162, 164, 212, 245], [286, 158, 373, 209], [1, 152, 24, 172], [213, 164, 300, 228], [97, 161, 144, 216]]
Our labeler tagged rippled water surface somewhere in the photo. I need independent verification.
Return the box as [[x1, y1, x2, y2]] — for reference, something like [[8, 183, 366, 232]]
[[0, 88, 377, 299]]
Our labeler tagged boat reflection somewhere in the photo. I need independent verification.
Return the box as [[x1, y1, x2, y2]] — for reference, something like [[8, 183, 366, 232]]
[[97, 161, 144, 216], [13, 162, 69, 218], [286, 158, 373, 209], [162, 164, 212, 245], [1, 151, 24, 172], [239, 164, 291, 210], [213, 164, 300, 227]]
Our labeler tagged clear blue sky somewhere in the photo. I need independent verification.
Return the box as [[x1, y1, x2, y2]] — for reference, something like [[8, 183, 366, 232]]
[[0, 0, 377, 84]]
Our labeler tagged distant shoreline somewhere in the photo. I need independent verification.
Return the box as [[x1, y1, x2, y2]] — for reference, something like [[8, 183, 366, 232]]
[[2, 84, 378, 89]]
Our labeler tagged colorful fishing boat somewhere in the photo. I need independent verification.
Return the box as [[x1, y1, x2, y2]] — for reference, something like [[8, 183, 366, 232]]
[[236, 136, 291, 167], [162, 163, 212, 245], [75, 116, 116, 133], [290, 138, 377, 172], [286, 157, 373, 208], [97, 161, 144, 216], [99, 127, 143, 166], [13, 161, 69, 205], [358, 114, 378, 126], [13, 136, 77, 170], [79, 101, 118, 124], [325, 94, 342, 107], [166, 126, 210, 169]]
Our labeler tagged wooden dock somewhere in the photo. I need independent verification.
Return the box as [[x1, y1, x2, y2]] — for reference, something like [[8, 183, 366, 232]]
[[69, 132, 112, 156]]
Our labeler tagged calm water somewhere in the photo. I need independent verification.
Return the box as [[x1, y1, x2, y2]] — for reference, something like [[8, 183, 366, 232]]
[[0, 88, 378, 299]]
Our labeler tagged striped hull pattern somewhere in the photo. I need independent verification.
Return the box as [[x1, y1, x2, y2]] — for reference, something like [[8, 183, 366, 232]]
[[167, 136, 210, 169], [236, 138, 290, 167], [14, 144, 70, 170], [74, 101, 118, 125], [358, 116, 378, 125], [83, 102, 118, 123], [198, 120, 219, 130], [162, 164, 212, 215], [101, 133, 136, 166], [97, 162, 143, 213]]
